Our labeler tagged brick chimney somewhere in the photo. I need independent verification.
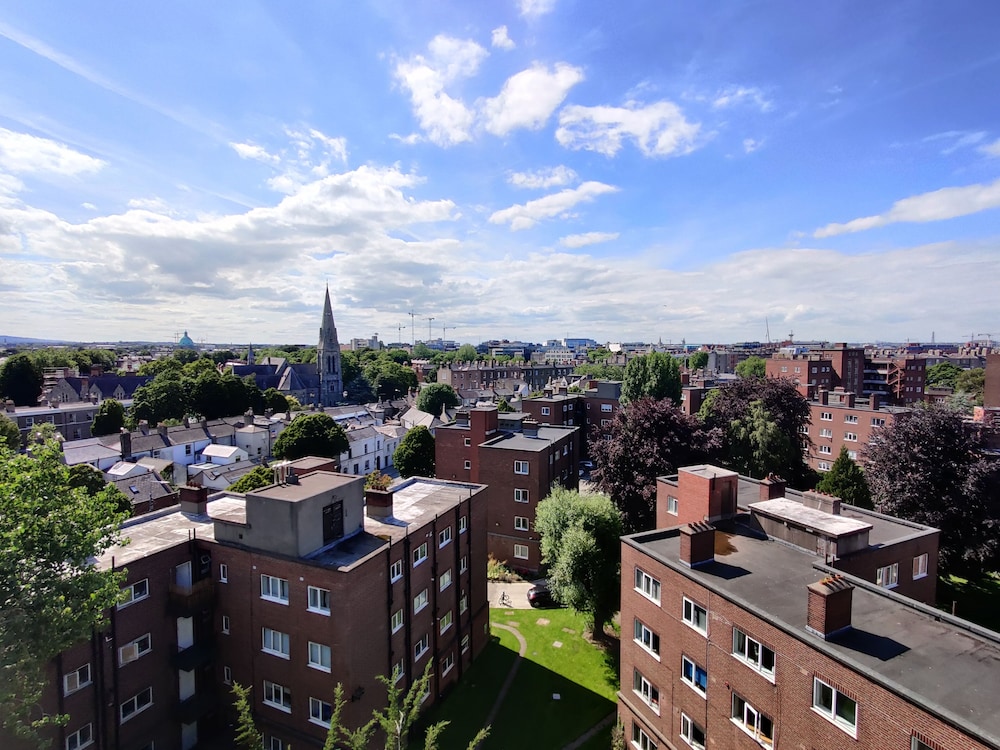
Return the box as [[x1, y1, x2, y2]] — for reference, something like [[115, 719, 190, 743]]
[[679, 522, 715, 568], [157, 422, 169, 439], [120, 429, 132, 460], [365, 487, 394, 519], [802, 490, 841, 515], [759, 473, 785, 501], [179, 485, 209, 515], [806, 576, 853, 639], [522, 419, 540, 438], [870, 392, 881, 411]]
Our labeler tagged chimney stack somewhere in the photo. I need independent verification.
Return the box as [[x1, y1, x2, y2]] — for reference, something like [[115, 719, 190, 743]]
[[802, 490, 841, 515], [120, 429, 132, 460], [179, 485, 209, 515], [806, 576, 853, 639], [365, 487, 394, 519], [679, 522, 715, 568], [759, 473, 786, 501], [158, 422, 168, 439], [521, 418, 540, 438]]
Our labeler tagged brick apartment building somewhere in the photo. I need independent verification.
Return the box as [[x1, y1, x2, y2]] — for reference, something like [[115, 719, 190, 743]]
[[519, 379, 622, 458], [619, 465, 999, 750], [15, 463, 490, 750], [435, 405, 579, 573], [436, 361, 576, 393]]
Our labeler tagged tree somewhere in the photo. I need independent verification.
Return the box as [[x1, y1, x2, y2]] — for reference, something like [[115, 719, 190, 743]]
[[0, 439, 129, 743], [229, 465, 276, 493], [231, 682, 263, 750], [416, 383, 459, 416], [273, 413, 349, 461], [926, 361, 962, 389], [455, 344, 478, 362], [91, 398, 126, 436], [366, 360, 418, 400], [955, 367, 985, 406], [815, 446, 872, 509], [686, 351, 709, 370], [0, 353, 42, 406], [130, 375, 188, 425], [67, 463, 133, 517], [591, 397, 720, 533], [535, 488, 622, 637], [727, 400, 798, 480], [263, 388, 290, 414], [394, 426, 435, 478], [735, 356, 766, 379], [412, 343, 434, 359], [496, 398, 514, 413], [573, 362, 625, 381], [864, 405, 1000, 576], [620, 352, 682, 405], [0, 414, 19, 451], [587, 347, 612, 362]]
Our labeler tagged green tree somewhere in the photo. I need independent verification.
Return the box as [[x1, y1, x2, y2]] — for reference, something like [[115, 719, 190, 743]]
[[412, 343, 435, 359], [587, 347, 612, 362], [394, 426, 435, 478], [173, 348, 201, 365], [686, 351, 709, 370], [91, 398, 126, 436], [727, 400, 796, 480], [620, 352, 681, 405], [416, 383, 459, 416], [229, 465, 276, 493], [735, 355, 766, 379], [0, 439, 129, 744], [130, 375, 188, 425], [273, 413, 349, 461], [67, 464, 132, 515], [137, 356, 182, 378], [815, 446, 872, 509], [573, 363, 626, 381], [955, 367, 985, 406], [455, 344, 478, 362], [263, 388, 290, 414], [496, 398, 514, 413], [231, 682, 263, 750], [0, 414, 19, 451], [535, 488, 622, 637], [926, 361, 962, 389], [366, 359, 418, 400], [0, 353, 43, 406]]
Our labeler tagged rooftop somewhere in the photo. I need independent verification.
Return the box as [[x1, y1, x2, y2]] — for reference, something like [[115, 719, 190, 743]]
[[481, 424, 577, 451], [749, 498, 873, 537], [251, 470, 358, 503], [364, 476, 484, 544]]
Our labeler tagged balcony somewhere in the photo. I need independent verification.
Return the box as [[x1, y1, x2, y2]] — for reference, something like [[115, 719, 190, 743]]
[[167, 577, 215, 616], [171, 640, 215, 671], [178, 689, 220, 724]]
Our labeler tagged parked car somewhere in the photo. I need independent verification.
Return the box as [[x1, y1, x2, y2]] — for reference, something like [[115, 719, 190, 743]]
[[527, 582, 559, 608]]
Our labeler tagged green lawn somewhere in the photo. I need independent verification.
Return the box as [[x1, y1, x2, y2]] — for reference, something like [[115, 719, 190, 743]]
[[416, 607, 618, 750], [938, 572, 1000, 632]]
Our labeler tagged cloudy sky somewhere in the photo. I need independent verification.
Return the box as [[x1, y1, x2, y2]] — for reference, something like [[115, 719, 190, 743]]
[[2, 1, 999, 346]]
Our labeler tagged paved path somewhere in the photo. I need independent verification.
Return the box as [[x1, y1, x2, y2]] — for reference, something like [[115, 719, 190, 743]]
[[561, 711, 617, 750], [487, 580, 536, 609], [485, 622, 527, 727]]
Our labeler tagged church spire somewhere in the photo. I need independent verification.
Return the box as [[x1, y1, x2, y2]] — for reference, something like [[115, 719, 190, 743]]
[[318, 286, 343, 406], [321, 284, 340, 346]]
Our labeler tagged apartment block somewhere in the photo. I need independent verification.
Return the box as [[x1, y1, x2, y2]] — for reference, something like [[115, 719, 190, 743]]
[[436, 361, 576, 393], [519, 379, 622, 458]]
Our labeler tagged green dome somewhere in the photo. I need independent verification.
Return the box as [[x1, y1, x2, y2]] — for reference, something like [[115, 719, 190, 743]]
[[177, 331, 196, 349]]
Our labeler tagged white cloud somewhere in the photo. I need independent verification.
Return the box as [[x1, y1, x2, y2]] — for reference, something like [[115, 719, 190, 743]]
[[508, 165, 577, 189], [979, 138, 1000, 157], [126, 197, 172, 214], [81, 202, 97, 211], [922, 130, 986, 155], [481, 63, 584, 136], [231, 127, 350, 195], [556, 100, 701, 157], [519, 0, 557, 17], [743, 138, 763, 154], [489, 181, 619, 230], [491, 26, 515, 50], [394, 35, 488, 146], [814, 177, 1000, 238], [0, 128, 105, 176], [230, 141, 281, 166], [712, 85, 773, 113], [560, 231, 619, 248]]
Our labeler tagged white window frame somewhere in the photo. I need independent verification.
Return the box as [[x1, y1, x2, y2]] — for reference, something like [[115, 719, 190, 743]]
[[876, 562, 899, 589], [120, 686, 153, 723], [309, 697, 333, 727], [413, 542, 428, 567], [821, 411, 832, 421], [307, 586, 330, 614], [464, 460, 471, 469], [222, 615, 231, 634], [634, 568, 661, 604], [308, 641, 332, 672], [818, 445, 832, 455], [260, 574, 289, 604], [268, 738, 284, 750], [666, 495, 678, 515], [819, 428, 833, 438], [514, 516, 529, 531], [631, 723, 657, 750], [681, 656, 708, 697], [844, 432, 858, 442], [118, 579, 149, 609], [392, 608, 404, 633], [731, 693, 774, 745], [413, 588, 428, 614], [263, 680, 292, 713], [440, 609, 453, 634], [845, 414, 858, 424], [541, 406, 550, 416], [912, 553, 928, 580], [812, 677, 857, 736], [392, 658, 405, 683], [218, 563, 228, 582], [441, 651, 455, 676], [65, 724, 93, 750], [513, 543, 529, 560], [632, 668, 660, 714], [682, 597, 708, 635], [438, 526, 452, 548], [461, 634, 470, 653], [514, 488, 529, 503], [63, 664, 92, 695], [460, 591, 468, 614], [459, 515, 468, 534], [119, 633, 152, 666], [601, 403, 613, 413], [680, 713, 706, 750], [732, 627, 775, 680], [262, 627, 290, 659], [223, 666, 232, 685], [460, 555, 468, 574], [818, 461, 831, 472], [513, 460, 529, 475], [439, 568, 453, 591], [464, 437, 471, 447], [633, 618, 660, 659], [414, 634, 429, 662], [390, 560, 403, 582]]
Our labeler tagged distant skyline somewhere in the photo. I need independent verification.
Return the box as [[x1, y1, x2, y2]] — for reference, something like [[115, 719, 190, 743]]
[[1, 2, 999, 345]]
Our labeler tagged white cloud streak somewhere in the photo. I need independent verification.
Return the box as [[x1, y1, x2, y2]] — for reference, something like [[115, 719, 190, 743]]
[[489, 181, 619, 230], [519, 0, 557, 18], [556, 100, 701, 157], [508, 165, 577, 189], [712, 85, 773, 113], [560, 231, 619, 248], [0, 128, 105, 176], [491, 26, 515, 50], [979, 138, 1000, 157]]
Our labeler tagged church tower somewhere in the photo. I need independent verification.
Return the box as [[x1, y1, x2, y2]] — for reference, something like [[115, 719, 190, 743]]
[[318, 286, 343, 406]]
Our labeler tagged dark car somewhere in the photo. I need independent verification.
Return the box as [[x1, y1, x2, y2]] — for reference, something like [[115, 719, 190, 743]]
[[527, 583, 558, 608]]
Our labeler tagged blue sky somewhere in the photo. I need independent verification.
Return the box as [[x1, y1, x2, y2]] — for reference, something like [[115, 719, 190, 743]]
[[1, 1, 999, 346]]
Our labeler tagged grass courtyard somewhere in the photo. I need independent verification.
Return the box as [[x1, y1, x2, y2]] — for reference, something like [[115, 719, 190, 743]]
[[415, 607, 618, 750], [938, 571, 1000, 632]]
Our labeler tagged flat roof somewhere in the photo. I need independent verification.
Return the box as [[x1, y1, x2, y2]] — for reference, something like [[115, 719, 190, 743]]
[[626, 523, 1000, 747], [481, 425, 577, 452], [250, 470, 358, 502], [364, 477, 484, 543], [94, 506, 218, 570], [749, 498, 873, 537]]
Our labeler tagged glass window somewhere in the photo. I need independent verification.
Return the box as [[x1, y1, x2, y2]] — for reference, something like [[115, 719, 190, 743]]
[[634, 568, 661, 603], [262, 627, 290, 658], [514, 460, 529, 475], [308, 642, 331, 672], [390, 560, 403, 582], [633, 618, 660, 657], [732, 693, 774, 745], [309, 697, 333, 727], [681, 656, 708, 696], [813, 677, 857, 735], [308, 586, 330, 614], [682, 597, 708, 634], [732, 627, 775, 678], [912, 553, 928, 580], [263, 681, 291, 712], [413, 588, 428, 613], [413, 543, 428, 567], [261, 574, 289, 604]]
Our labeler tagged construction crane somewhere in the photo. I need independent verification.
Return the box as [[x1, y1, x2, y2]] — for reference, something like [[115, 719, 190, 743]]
[[442, 324, 457, 339], [426, 317, 435, 341], [977, 333, 998, 348], [397, 323, 405, 343], [408, 310, 416, 346]]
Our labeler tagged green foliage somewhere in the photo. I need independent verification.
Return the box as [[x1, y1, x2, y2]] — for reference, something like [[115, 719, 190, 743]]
[[138, 356, 182, 377], [231, 682, 263, 750], [535, 488, 622, 637], [955, 367, 985, 405], [393, 426, 435, 478], [486, 554, 520, 582], [366, 359, 418, 400], [620, 352, 681, 405], [587, 347, 612, 362], [416, 383, 460, 416], [365, 470, 392, 490], [273, 413, 349, 460], [455, 344, 479, 362], [228, 465, 276, 493], [686, 351, 709, 370], [735, 355, 766, 378], [815, 447, 872, 509], [926, 361, 962, 389], [727, 400, 795, 480], [412, 343, 435, 359], [130, 374, 188, 425], [91, 398, 126, 436], [0, 414, 19, 451], [263, 388, 290, 413], [0, 353, 43, 406], [173, 348, 201, 365], [0, 439, 128, 743]]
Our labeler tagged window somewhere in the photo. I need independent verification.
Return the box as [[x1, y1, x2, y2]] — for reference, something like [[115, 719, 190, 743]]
[[601, 418, 611, 427], [631, 723, 657, 750], [633, 618, 660, 657], [634, 568, 661, 604], [844, 432, 858, 442], [390, 560, 403, 582], [309, 697, 333, 727], [601, 403, 613, 412], [780, 366, 788, 373], [912, 553, 929, 580], [513, 544, 529, 560], [817, 461, 831, 472], [464, 460, 471, 470], [821, 411, 832, 421], [681, 656, 708, 696], [799, 424, 810, 434], [464, 437, 471, 446], [185, 444, 192, 456], [263, 681, 292, 712], [308, 642, 332, 672], [666, 495, 678, 515], [514, 516, 529, 531], [871, 417, 885, 427], [460, 592, 468, 614], [391, 609, 404, 633], [459, 515, 468, 534], [308, 586, 330, 614], [812, 677, 857, 736], [514, 460, 529, 475], [682, 597, 708, 634], [442, 651, 455, 676], [223, 666, 232, 684], [541, 407, 550, 416], [63, 664, 92, 695], [414, 588, 428, 613], [460, 555, 468, 574], [844, 414, 858, 424], [819, 428, 833, 438], [438, 526, 452, 547], [260, 574, 289, 604], [440, 610, 453, 633], [414, 634, 430, 661], [732, 628, 775, 679], [461, 634, 470, 652], [222, 615, 231, 633], [440, 568, 453, 591], [118, 579, 149, 609], [818, 445, 832, 455], [632, 668, 660, 713], [514, 488, 529, 503], [268, 738, 284, 750], [119, 633, 152, 665], [732, 693, 774, 745], [393, 658, 405, 683], [413, 543, 428, 567], [120, 687, 153, 722], [219, 563, 228, 582], [911, 737, 933, 750], [66, 724, 93, 750], [847, 450, 858, 460], [876, 562, 899, 588], [680, 713, 706, 750], [262, 627, 290, 658]]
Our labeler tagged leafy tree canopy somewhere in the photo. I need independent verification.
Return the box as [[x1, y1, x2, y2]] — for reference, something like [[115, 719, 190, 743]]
[[365, 359, 418, 400], [926, 361, 962, 389], [273, 413, 349, 461], [91, 398, 126, 436], [727, 400, 796, 480], [735, 355, 766, 379], [574, 362, 626, 381], [587, 347, 612, 362], [815, 446, 872, 509], [228, 464, 276, 494], [394, 425, 435, 478], [535, 488, 622, 637], [955, 367, 985, 406], [416, 383, 460, 416], [263, 388, 290, 414], [455, 344, 479, 362], [620, 352, 682, 405], [412, 343, 435, 359], [496, 398, 514, 413], [686, 351, 709, 370], [0, 353, 42, 406], [0, 414, 19, 451]]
